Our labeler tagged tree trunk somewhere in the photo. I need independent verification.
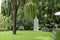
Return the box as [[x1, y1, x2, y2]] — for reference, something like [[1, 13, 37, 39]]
[[5, 9, 8, 17], [13, 10, 16, 34], [12, 0, 17, 34], [11, 0, 20, 34]]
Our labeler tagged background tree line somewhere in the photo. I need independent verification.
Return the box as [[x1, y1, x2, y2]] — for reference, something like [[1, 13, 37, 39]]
[[1, 0, 60, 31]]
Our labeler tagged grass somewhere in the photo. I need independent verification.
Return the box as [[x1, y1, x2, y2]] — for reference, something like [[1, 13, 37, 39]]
[[0, 30, 52, 40]]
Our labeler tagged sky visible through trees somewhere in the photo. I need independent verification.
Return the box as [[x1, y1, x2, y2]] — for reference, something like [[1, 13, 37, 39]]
[[0, 0, 2, 12]]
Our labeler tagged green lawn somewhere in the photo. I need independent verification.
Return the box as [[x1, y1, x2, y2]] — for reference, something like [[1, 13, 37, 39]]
[[0, 31, 52, 40]]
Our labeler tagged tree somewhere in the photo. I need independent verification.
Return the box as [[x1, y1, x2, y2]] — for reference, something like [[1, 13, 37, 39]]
[[1, 0, 60, 32], [11, 0, 23, 34], [24, 0, 37, 29], [1, 0, 24, 34], [1, 0, 8, 17], [24, 0, 37, 21]]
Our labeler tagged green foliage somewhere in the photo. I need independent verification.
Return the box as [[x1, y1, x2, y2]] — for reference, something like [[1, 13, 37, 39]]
[[1, 0, 60, 30], [4, 16, 13, 28], [17, 8, 24, 27], [56, 30, 60, 40], [0, 13, 13, 30], [53, 30, 60, 40], [24, 1, 37, 21], [1, 0, 12, 16], [0, 13, 4, 26], [24, 1, 37, 29], [0, 28, 6, 31]]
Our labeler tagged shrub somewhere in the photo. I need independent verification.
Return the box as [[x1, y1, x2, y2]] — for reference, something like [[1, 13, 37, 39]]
[[53, 29, 60, 40], [0, 28, 6, 31], [55, 30, 60, 40]]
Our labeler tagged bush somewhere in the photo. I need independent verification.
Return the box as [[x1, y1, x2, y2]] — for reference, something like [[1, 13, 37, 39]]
[[55, 30, 60, 40], [53, 29, 60, 40], [0, 28, 6, 31]]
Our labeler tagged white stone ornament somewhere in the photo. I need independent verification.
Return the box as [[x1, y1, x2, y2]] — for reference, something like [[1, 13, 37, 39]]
[[34, 16, 39, 31]]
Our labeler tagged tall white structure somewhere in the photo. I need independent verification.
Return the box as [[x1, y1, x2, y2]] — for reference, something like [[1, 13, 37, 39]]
[[34, 16, 39, 31]]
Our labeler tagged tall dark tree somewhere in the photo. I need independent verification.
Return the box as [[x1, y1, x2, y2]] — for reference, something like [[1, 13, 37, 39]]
[[11, 0, 21, 34]]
